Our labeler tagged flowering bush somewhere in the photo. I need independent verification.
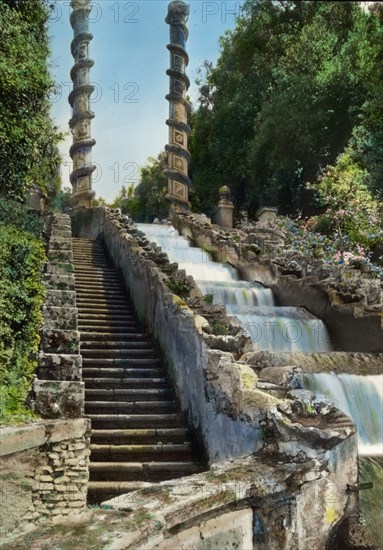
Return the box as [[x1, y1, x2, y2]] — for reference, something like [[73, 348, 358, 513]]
[[254, 214, 383, 279], [306, 147, 383, 253]]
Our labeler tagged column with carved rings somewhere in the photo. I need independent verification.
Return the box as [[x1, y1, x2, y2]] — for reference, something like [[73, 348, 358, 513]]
[[68, 0, 96, 208], [165, 1, 191, 209]]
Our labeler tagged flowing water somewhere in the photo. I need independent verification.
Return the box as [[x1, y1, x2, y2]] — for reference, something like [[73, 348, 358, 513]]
[[304, 373, 383, 545], [136, 223, 382, 543], [136, 223, 331, 353]]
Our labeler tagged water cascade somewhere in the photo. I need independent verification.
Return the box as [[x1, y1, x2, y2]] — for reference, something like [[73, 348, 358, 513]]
[[136, 223, 331, 353], [136, 223, 382, 543], [303, 373, 383, 456], [304, 372, 383, 545]]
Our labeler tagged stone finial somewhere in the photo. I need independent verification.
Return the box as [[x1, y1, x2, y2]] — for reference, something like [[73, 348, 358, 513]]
[[165, 0, 190, 26], [216, 185, 234, 229], [68, 0, 96, 208], [219, 185, 231, 201], [164, 1, 192, 210]]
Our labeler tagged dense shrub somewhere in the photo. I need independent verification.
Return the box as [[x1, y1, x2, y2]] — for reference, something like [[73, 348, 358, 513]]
[[0, 201, 46, 424], [0, 0, 62, 202]]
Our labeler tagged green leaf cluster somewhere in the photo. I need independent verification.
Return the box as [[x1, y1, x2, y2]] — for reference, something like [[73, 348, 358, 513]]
[[0, 200, 46, 424], [0, 0, 63, 202], [112, 153, 169, 222], [190, 1, 383, 216]]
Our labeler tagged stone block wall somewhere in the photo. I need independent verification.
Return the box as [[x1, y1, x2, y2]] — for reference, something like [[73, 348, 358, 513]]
[[0, 419, 90, 542], [33, 214, 84, 418]]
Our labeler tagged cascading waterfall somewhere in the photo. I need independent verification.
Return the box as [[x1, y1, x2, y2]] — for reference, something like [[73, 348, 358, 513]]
[[137, 223, 382, 543], [304, 372, 383, 546], [136, 223, 331, 353], [303, 373, 383, 456]]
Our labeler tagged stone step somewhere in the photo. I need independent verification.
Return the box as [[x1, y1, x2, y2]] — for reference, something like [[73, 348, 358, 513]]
[[80, 332, 150, 341], [76, 292, 127, 299], [82, 357, 160, 366], [71, 237, 204, 499], [91, 428, 188, 445], [81, 341, 154, 350], [76, 298, 129, 309], [78, 313, 138, 321], [73, 257, 108, 261], [87, 481, 152, 505], [77, 307, 136, 316], [85, 388, 175, 401], [88, 413, 185, 430], [90, 443, 192, 462], [74, 264, 117, 271], [85, 400, 178, 415], [76, 296, 129, 304], [83, 377, 170, 389], [89, 461, 202, 482], [73, 260, 111, 267], [75, 274, 121, 282], [79, 325, 145, 334], [82, 367, 164, 378], [81, 349, 158, 359], [75, 273, 121, 281], [76, 285, 124, 292]]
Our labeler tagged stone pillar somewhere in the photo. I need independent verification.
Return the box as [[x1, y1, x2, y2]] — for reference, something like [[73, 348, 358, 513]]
[[216, 186, 234, 229], [68, 0, 96, 208], [165, 1, 191, 210]]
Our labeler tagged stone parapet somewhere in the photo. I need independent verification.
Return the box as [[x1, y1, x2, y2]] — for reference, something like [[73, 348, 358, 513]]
[[0, 419, 90, 542], [33, 214, 83, 418], [100, 451, 358, 550]]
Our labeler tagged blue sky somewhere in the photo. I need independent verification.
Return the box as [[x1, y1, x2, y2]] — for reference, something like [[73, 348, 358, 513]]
[[49, 0, 243, 201]]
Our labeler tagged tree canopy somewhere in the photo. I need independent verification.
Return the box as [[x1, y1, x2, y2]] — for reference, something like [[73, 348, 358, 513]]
[[190, 0, 383, 217], [0, 0, 62, 202]]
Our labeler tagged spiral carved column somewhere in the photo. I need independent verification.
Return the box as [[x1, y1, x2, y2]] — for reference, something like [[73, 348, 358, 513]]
[[165, 1, 191, 209], [68, 0, 96, 208]]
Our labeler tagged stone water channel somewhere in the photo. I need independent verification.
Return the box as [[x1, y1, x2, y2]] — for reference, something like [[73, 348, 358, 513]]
[[137, 222, 383, 546]]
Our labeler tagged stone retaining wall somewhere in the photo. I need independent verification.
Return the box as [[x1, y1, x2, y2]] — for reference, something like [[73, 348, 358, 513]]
[[33, 213, 84, 418], [0, 419, 90, 541]]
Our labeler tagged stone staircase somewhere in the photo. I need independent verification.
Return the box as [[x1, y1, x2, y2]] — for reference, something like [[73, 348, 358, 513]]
[[72, 238, 203, 503]]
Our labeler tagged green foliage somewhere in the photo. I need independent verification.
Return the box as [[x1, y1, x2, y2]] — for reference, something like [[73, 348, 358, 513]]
[[0, 0, 62, 202], [164, 277, 192, 297], [191, 1, 383, 216], [112, 153, 168, 222], [0, 202, 46, 424], [51, 187, 72, 212], [307, 146, 383, 253], [209, 320, 229, 336]]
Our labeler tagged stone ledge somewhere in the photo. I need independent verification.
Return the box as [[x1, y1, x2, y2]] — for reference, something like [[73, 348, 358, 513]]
[[242, 350, 383, 376], [99, 453, 356, 550], [0, 419, 90, 457]]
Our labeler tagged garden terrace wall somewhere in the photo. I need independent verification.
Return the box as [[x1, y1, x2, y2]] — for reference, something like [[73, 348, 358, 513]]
[[0, 419, 90, 542]]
